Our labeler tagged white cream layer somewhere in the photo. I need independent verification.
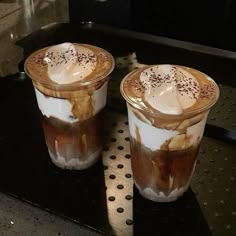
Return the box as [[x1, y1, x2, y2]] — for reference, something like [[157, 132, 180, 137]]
[[135, 181, 189, 202], [44, 43, 97, 84], [134, 161, 197, 202], [35, 81, 108, 123], [140, 65, 200, 115], [128, 107, 177, 151], [49, 148, 101, 170], [127, 105, 207, 151]]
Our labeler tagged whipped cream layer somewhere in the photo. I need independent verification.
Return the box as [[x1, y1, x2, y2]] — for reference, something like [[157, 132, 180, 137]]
[[140, 65, 200, 115], [35, 81, 108, 123], [44, 43, 97, 84], [121, 64, 218, 118]]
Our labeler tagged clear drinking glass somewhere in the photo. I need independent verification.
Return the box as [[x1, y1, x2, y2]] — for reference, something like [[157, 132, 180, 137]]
[[120, 65, 219, 202]]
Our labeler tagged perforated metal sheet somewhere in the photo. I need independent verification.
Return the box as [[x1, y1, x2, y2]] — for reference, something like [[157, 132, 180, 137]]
[[103, 113, 133, 236]]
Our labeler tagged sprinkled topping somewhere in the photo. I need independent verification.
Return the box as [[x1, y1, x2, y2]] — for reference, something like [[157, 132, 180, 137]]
[[44, 44, 96, 68], [122, 64, 219, 116], [37, 43, 98, 84], [32, 54, 47, 66], [200, 84, 215, 99], [136, 65, 201, 115], [140, 66, 200, 101], [127, 77, 145, 94]]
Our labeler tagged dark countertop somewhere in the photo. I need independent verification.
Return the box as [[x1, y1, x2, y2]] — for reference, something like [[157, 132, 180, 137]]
[[0, 23, 235, 236], [0, 192, 101, 235]]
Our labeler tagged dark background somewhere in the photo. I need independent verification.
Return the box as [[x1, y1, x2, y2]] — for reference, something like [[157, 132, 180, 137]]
[[69, 0, 236, 51]]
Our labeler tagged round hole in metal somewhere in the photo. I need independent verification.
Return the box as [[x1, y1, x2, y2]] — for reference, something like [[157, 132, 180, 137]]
[[126, 219, 133, 225], [109, 174, 116, 179], [125, 154, 131, 159], [117, 164, 124, 169], [118, 146, 124, 150], [117, 207, 124, 213], [108, 196, 115, 201], [110, 155, 116, 160], [110, 138, 117, 142], [125, 173, 132, 178], [125, 195, 132, 200], [117, 184, 124, 190]]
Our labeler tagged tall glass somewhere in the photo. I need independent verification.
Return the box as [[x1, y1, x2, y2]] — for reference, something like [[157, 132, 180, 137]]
[[25, 43, 114, 170], [121, 64, 219, 202]]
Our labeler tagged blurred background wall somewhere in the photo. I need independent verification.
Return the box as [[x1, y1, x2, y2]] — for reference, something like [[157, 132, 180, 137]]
[[69, 0, 236, 51]]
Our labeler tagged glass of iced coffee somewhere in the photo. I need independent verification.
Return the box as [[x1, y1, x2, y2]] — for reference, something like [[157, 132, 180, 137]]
[[121, 64, 219, 202], [25, 43, 114, 170]]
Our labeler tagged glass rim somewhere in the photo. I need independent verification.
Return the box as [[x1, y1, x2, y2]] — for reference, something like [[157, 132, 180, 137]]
[[120, 65, 220, 119]]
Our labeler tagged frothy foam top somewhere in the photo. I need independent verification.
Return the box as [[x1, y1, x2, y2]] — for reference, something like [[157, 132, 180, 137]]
[[121, 64, 219, 116], [44, 43, 97, 84], [24, 43, 114, 97], [140, 65, 200, 115]]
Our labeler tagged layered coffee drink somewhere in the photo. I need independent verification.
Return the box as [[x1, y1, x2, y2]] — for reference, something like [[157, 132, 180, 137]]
[[121, 64, 219, 202], [25, 43, 114, 170]]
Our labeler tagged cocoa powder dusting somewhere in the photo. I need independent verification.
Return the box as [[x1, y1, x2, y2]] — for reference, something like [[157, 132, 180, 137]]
[[200, 84, 215, 99]]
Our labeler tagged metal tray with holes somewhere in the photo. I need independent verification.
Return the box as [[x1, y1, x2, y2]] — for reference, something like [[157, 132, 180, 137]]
[[0, 23, 235, 236]]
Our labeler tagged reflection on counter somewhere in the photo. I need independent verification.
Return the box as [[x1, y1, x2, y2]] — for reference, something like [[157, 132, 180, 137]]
[[0, 0, 69, 77]]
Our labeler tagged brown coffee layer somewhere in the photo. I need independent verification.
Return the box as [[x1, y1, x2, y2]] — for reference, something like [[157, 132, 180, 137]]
[[42, 109, 105, 164], [130, 135, 199, 195]]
